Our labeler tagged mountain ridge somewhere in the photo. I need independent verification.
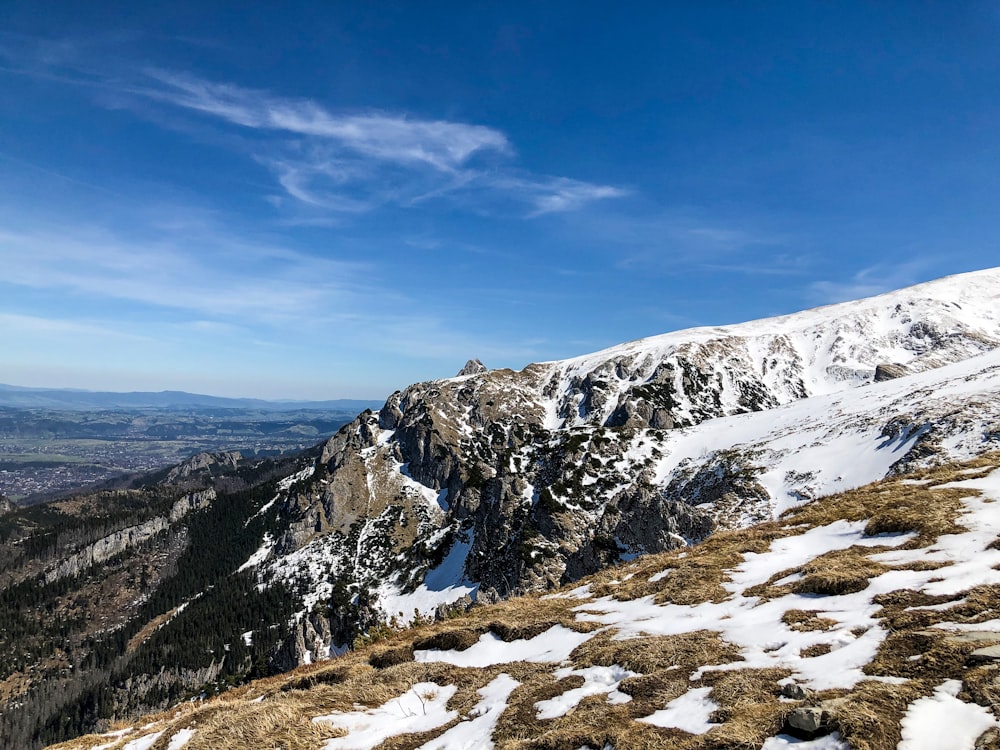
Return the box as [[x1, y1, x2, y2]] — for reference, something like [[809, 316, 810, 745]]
[[238, 266, 1000, 661], [0, 384, 383, 412]]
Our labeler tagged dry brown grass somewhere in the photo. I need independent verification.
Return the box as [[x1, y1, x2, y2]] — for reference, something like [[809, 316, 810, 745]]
[[572, 630, 741, 675], [792, 549, 890, 597], [831, 680, 927, 750], [799, 643, 832, 658], [647, 525, 783, 606], [781, 609, 838, 632], [162, 700, 343, 750]]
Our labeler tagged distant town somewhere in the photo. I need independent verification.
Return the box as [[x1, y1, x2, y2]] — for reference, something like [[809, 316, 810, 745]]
[[0, 403, 370, 502]]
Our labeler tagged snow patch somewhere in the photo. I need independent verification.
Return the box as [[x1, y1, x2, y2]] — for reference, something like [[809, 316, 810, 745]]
[[638, 686, 719, 733], [415, 625, 594, 668], [535, 665, 636, 719], [897, 680, 997, 750], [166, 728, 196, 750], [415, 673, 519, 750], [315, 682, 458, 750]]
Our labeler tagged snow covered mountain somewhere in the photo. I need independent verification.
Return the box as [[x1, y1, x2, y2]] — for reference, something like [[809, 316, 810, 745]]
[[237, 267, 1000, 661], [14, 267, 1000, 749]]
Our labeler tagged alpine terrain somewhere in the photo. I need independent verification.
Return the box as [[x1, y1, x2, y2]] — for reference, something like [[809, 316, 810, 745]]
[[2, 266, 1000, 749]]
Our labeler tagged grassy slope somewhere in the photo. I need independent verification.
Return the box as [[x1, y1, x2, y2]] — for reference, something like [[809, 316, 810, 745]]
[[48, 454, 1000, 750]]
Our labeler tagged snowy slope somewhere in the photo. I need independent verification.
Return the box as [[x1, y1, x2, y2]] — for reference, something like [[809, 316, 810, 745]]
[[531, 266, 1000, 429]]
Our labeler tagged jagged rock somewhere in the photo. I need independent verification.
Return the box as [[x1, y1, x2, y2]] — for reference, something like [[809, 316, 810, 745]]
[[976, 727, 1000, 749], [45, 517, 171, 583], [457, 359, 488, 376], [0, 495, 15, 515], [780, 682, 811, 700], [786, 706, 830, 734], [44, 489, 214, 583], [168, 488, 215, 522], [247, 269, 1000, 656], [435, 594, 473, 621], [874, 363, 910, 381]]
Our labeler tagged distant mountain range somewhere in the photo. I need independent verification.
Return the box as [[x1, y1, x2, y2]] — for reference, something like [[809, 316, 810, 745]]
[[0, 384, 384, 412]]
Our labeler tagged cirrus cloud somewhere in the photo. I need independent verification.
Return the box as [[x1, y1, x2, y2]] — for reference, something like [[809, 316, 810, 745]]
[[133, 69, 626, 217]]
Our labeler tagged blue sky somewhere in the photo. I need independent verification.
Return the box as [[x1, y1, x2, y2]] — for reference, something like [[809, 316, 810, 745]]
[[2, 2, 999, 399]]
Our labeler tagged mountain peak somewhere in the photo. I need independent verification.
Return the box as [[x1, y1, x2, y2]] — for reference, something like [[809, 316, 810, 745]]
[[456, 358, 488, 376]]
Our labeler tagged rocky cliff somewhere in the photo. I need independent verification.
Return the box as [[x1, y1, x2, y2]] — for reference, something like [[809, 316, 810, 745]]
[[43, 489, 215, 583], [240, 268, 1000, 657]]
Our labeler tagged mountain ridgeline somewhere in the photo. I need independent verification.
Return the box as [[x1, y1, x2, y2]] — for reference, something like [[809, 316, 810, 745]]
[[256, 268, 1000, 659], [4, 267, 1000, 748]]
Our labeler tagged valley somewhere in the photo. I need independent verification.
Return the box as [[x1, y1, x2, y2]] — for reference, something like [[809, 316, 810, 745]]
[[0, 403, 380, 503]]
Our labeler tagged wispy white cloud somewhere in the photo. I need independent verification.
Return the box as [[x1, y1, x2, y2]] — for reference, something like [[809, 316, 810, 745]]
[[490, 175, 630, 217], [0, 225, 369, 323], [127, 69, 624, 217], [578, 211, 793, 272], [143, 70, 512, 172], [0, 36, 626, 218], [0, 312, 155, 343], [0, 218, 544, 378]]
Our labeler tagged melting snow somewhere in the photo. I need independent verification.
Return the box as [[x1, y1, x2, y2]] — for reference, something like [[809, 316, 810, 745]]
[[724, 520, 915, 592], [315, 682, 458, 750], [638, 686, 719, 733], [761, 734, 849, 749], [414, 625, 593, 668], [416, 674, 519, 750], [897, 680, 997, 750], [376, 534, 478, 622], [120, 733, 163, 750], [535, 665, 636, 719], [575, 519, 915, 690], [237, 532, 274, 572], [166, 728, 196, 750]]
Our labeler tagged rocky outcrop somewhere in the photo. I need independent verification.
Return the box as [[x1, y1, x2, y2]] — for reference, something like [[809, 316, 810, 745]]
[[874, 362, 910, 381], [457, 359, 488, 376], [44, 489, 214, 583], [166, 451, 242, 483], [168, 488, 215, 522]]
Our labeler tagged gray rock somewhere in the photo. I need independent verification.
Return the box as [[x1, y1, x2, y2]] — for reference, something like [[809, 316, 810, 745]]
[[874, 363, 910, 382], [969, 645, 1000, 663], [457, 359, 488, 376], [780, 682, 810, 700], [787, 706, 829, 734], [975, 727, 1000, 749], [938, 631, 1000, 645]]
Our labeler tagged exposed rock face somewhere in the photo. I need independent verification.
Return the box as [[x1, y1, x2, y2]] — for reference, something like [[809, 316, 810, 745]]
[[874, 362, 910, 381], [168, 488, 215, 523], [244, 268, 1000, 664], [44, 489, 214, 583], [457, 359, 488, 376], [166, 451, 242, 483]]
